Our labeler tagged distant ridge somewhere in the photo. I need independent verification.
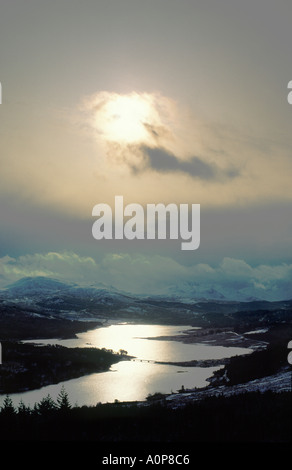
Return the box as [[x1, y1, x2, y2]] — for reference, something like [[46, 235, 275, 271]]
[[6, 276, 73, 292], [3, 275, 292, 307]]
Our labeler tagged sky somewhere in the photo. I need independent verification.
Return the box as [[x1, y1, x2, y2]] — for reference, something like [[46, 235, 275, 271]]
[[0, 0, 292, 300]]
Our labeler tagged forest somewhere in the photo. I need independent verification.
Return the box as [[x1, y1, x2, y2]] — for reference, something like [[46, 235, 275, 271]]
[[0, 387, 290, 444]]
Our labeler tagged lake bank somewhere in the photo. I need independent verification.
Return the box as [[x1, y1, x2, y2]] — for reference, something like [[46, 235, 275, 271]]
[[0, 341, 131, 394], [0, 323, 255, 407]]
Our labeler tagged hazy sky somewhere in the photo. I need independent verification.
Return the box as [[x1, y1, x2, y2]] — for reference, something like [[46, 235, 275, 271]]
[[0, 0, 291, 300]]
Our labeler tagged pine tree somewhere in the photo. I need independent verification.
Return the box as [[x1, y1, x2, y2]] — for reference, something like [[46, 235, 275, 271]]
[[36, 394, 56, 416], [18, 399, 31, 417], [57, 386, 71, 411], [1, 395, 15, 416]]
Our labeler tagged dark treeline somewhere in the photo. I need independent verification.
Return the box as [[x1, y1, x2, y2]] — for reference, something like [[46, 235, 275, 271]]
[[213, 323, 292, 386], [0, 304, 101, 340], [0, 342, 126, 394], [0, 389, 290, 443]]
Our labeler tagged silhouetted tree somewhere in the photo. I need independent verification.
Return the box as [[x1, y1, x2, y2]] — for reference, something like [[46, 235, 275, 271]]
[[0, 395, 16, 435], [119, 349, 128, 356], [57, 385, 71, 411], [1, 395, 15, 417], [36, 394, 56, 416], [17, 399, 31, 416]]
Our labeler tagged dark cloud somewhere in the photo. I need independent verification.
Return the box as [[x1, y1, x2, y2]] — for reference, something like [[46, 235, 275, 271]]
[[143, 122, 171, 141], [141, 146, 239, 181]]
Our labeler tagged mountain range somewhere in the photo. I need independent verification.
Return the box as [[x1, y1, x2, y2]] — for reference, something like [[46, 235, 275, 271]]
[[1, 276, 291, 325]]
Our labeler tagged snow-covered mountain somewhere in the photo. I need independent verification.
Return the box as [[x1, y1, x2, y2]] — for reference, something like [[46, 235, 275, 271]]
[[1, 276, 291, 323], [1, 276, 137, 315], [6, 276, 74, 295]]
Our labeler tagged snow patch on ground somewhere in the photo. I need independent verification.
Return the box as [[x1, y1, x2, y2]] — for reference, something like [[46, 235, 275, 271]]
[[163, 369, 291, 408]]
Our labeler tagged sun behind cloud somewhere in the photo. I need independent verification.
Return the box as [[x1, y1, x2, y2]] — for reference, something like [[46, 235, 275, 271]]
[[95, 93, 156, 144], [84, 91, 177, 148]]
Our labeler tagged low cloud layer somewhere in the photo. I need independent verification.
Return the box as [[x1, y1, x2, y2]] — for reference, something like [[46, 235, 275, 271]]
[[0, 251, 291, 302]]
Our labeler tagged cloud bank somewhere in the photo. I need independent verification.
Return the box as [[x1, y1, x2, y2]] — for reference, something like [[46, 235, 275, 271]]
[[0, 251, 291, 302]]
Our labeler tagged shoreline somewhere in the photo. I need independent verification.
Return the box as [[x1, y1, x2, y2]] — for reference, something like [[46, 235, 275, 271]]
[[143, 327, 268, 351]]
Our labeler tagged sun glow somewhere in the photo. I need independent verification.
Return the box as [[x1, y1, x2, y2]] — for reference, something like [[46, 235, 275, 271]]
[[87, 92, 167, 145], [85, 92, 174, 146], [83, 90, 208, 174]]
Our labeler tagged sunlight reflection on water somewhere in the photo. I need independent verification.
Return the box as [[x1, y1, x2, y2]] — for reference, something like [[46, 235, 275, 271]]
[[2, 323, 252, 407]]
